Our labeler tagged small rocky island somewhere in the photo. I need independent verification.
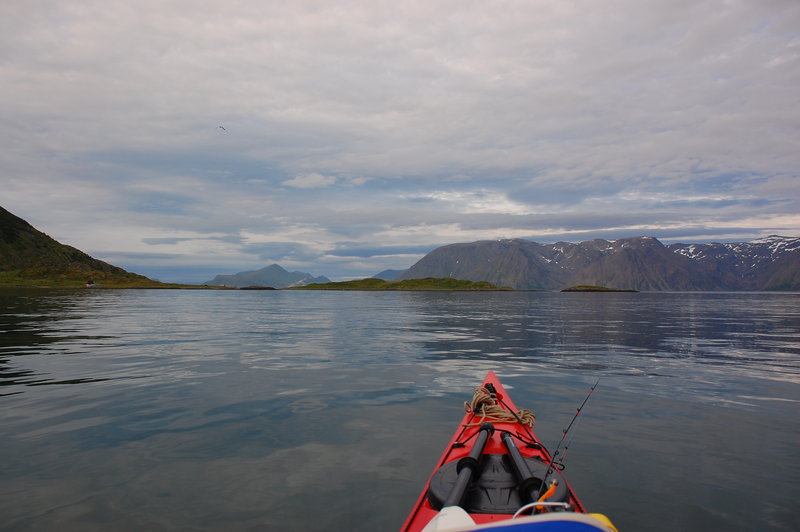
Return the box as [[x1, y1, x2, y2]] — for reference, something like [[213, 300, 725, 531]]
[[560, 285, 639, 292]]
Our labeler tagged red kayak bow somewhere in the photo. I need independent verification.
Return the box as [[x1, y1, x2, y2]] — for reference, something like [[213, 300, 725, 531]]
[[401, 371, 616, 532]]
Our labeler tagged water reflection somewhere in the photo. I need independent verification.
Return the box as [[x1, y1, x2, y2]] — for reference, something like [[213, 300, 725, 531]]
[[2, 290, 799, 406], [0, 289, 798, 531], [410, 292, 800, 404]]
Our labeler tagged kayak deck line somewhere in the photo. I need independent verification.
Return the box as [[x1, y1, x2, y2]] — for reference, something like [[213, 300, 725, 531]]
[[462, 384, 536, 428], [401, 371, 617, 532]]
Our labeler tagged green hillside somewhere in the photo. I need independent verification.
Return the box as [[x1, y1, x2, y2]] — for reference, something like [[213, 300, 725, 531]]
[[560, 285, 638, 292], [289, 277, 509, 291], [0, 206, 166, 288]]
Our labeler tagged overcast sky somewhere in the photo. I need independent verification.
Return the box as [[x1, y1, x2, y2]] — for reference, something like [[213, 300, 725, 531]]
[[2, 1, 798, 282]]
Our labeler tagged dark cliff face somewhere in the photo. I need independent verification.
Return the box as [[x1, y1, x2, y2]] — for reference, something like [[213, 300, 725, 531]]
[[399, 236, 800, 291]]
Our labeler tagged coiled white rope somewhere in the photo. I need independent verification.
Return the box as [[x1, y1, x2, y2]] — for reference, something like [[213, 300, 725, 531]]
[[464, 386, 536, 427]]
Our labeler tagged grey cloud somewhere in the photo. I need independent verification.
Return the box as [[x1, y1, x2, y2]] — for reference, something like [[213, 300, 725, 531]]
[[142, 235, 243, 246], [325, 244, 438, 259], [240, 242, 321, 263], [1, 0, 798, 281]]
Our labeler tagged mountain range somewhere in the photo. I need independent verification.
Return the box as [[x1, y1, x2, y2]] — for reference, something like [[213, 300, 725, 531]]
[[2, 204, 797, 290], [394, 236, 800, 291], [204, 264, 330, 288]]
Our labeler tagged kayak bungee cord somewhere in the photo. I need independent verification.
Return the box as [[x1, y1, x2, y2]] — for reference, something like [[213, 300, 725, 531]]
[[537, 378, 600, 501], [489, 385, 544, 450], [456, 384, 541, 449]]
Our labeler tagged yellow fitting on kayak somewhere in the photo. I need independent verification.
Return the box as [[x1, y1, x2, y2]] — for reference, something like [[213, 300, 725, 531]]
[[537, 481, 557, 502], [589, 513, 619, 532], [534, 480, 558, 513]]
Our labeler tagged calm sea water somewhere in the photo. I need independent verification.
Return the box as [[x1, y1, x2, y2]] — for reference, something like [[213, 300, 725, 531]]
[[1, 289, 798, 531]]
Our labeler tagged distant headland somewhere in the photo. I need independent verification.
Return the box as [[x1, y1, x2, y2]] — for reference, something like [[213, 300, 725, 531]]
[[0, 205, 211, 288]]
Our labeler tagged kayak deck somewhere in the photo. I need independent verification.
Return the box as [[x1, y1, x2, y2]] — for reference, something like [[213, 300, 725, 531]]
[[401, 371, 591, 532]]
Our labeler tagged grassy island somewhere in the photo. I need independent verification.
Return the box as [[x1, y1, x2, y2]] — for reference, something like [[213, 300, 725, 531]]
[[289, 277, 510, 291], [561, 285, 638, 292]]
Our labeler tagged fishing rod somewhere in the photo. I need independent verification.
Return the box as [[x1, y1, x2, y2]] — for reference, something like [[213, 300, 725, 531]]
[[537, 378, 599, 501]]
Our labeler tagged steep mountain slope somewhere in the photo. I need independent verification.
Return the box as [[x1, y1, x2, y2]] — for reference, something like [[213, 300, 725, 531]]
[[372, 269, 407, 281], [570, 237, 712, 291], [0, 205, 157, 287], [204, 264, 330, 288], [396, 239, 562, 290], [668, 236, 800, 290], [398, 236, 800, 291], [761, 254, 800, 291]]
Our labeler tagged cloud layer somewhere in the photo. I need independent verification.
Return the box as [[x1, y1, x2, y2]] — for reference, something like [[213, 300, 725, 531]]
[[2, 0, 798, 281]]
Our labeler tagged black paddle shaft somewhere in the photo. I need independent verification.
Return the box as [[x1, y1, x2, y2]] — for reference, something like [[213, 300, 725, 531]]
[[500, 431, 541, 503], [442, 422, 495, 508]]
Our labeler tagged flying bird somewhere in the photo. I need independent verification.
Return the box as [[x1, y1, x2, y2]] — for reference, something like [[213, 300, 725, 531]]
[[218, 125, 226, 131]]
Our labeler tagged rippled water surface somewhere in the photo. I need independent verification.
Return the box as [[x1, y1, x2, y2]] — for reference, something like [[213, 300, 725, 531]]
[[1, 289, 798, 531]]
